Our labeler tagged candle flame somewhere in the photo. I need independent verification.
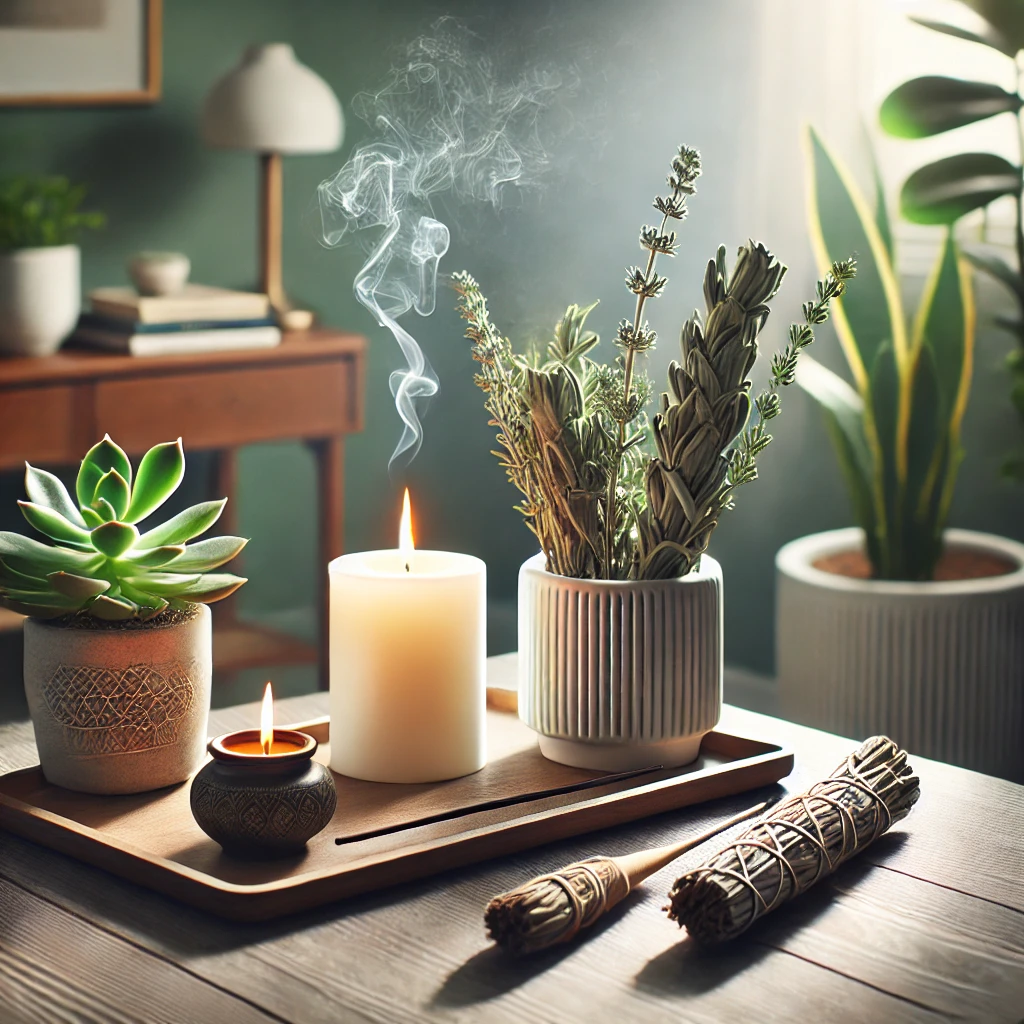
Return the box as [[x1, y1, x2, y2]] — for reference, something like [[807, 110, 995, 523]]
[[260, 682, 274, 755], [399, 488, 414, 571]]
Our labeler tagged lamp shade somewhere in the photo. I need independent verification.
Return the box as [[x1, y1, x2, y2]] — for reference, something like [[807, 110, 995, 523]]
[[202, 43, 343, 154]]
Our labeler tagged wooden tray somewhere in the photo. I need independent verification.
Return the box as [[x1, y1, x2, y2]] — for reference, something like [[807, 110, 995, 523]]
[[0, 699, 793, 921]]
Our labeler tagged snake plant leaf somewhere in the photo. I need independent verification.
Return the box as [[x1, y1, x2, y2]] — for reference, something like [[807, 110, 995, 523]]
[[909, 15, 1016, 56], [794, 356, 874, 532], [962, 247, 1023, 299], [92, 469, 130, 521], [46, 571, 111, 600], [89, 594, 139, 621], [77, 435, 131, 507], [120, 572, 201, 596], [804, 126, 907, 391], [900, 153, 1022, 225], [90, 521, 139, 559], [135, 498, 226, 548], [962, 0, 1024, 53], [0, 532, 100, 575], [123, 545, 186, 569], [904, 345, 944, 523], [870, 147, 894, 262], [165, 536, 247, 572], [880, 77, 1022, 138], [24, 465, 86, 528], [18, 501, 93, 549], [124, 439, 185, 524], [167, 572, 248, 603]]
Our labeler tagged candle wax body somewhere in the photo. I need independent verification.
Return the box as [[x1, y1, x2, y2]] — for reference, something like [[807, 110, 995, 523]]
[[329, 549, 486, 783]]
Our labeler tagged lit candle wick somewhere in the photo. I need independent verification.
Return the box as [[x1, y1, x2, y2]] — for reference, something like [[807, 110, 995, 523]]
[[399, 487, 415, 575], [260, 681, 274, 756]]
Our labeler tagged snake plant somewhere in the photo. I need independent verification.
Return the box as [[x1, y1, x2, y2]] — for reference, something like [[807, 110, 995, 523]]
[[0, 436, 247, 620], [799, 127, 975, 581]]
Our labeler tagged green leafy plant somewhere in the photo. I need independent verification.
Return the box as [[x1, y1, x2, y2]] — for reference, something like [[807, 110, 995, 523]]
[[0, 176, 105, 250], [0, 436, 247, 621], [878, 0, 1024, 477], [799, 127, 975, 581], [454, 144, 855, 581]]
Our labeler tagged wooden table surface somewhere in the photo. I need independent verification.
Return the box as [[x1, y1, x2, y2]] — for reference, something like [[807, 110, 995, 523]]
[[1, 653, 1022, 1023]]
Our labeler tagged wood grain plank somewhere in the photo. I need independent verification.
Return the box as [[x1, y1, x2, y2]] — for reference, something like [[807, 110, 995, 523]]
[[0, 877, 279, 1024]]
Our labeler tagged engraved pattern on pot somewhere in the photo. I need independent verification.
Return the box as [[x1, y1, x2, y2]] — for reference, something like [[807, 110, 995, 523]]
[[43, 663, 195, 756], [191, 775, 337, 842]]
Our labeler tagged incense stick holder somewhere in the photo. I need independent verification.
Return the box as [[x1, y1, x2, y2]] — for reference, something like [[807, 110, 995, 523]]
[[190, 729, 336, 859]]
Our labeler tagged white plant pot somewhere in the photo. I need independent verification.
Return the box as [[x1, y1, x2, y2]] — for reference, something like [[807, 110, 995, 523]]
[[777, 528, 1024, 782], [0, 245, 81, 357], [23, 605, 212, 794], [518, 552, 722, 771]]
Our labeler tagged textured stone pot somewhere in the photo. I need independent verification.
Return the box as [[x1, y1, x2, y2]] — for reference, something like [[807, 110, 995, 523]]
[[518, 552, 722, 771], [0, 244, 80, 356], [777, 528, 1024, 782], [23, 605, 212, 794]]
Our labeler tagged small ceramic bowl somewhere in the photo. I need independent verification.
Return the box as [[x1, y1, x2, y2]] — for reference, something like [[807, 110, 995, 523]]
[[190, 729, 337, 858], [127, 251, 191, 296]]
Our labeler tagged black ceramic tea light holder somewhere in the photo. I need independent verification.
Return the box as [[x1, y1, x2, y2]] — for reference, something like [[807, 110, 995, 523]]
[[190, 728, 337, 859]]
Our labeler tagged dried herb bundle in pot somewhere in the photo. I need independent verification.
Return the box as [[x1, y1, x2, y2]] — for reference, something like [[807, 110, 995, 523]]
[[455, 144, 856, 773], [454, 146, 856, 582]]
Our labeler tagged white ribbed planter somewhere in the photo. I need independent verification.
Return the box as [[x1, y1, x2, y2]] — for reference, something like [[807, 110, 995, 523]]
[[777, 528, 1024, 782], [518, 553, 722, 771]]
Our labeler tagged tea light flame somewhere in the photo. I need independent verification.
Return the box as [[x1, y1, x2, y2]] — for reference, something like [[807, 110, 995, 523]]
[[260, 682, 274, 756], [399, 488, 415, 572]]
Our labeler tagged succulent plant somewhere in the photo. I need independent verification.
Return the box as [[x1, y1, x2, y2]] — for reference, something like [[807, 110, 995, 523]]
[[0, 435, 247, 621]]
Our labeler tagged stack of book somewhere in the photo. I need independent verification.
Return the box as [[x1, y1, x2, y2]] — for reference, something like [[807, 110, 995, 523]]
[[72, 285, 281, 356]]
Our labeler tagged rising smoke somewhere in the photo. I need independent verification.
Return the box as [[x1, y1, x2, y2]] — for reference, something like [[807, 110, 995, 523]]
[[316, 22, 569, 468]]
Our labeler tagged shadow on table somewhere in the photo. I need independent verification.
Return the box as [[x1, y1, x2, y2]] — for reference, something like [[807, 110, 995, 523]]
[[431, 890, 644, 1008], [634, 831, 909, 996]]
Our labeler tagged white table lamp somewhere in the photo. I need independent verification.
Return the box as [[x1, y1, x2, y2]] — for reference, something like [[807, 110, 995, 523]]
[[202, 43, 343, 329]]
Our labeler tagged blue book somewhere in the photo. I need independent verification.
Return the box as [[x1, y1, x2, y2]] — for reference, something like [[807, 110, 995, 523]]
[[78, 312, 277, 334]]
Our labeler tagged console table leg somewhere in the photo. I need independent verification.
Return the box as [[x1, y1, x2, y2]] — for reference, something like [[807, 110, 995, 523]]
[[310, 437, 344, 690]]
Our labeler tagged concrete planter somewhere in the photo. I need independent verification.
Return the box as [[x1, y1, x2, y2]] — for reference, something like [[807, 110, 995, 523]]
[[777, 528, 1024, 782], [0, 245, 80, 356], [23, 605, 212, 794], [518, 552, 722, 771]]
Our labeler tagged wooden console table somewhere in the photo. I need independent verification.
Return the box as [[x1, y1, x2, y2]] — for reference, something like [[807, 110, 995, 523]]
[[0, 328, 366, 688]]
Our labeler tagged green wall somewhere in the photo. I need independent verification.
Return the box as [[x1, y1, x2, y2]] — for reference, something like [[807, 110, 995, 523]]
[[2, 0, 1021, 702]]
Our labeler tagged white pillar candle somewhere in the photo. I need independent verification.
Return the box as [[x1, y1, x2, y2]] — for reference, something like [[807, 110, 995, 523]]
[[328, 493, 487, 783]]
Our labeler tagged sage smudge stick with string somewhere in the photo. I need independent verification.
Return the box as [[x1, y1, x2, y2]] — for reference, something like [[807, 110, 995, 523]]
[[666, 736, 920, 945]]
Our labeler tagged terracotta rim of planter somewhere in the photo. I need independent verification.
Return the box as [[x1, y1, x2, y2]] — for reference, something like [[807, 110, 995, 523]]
[[776, 527, 1024, 596]]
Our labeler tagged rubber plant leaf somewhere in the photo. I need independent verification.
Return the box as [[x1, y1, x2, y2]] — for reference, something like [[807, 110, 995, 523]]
[[124, 439, 185, 524], [880, 77, 1022, 138], [900, 153, 1022, 225], [24, 465, 86, 528], [909, 15, 1016, 56]]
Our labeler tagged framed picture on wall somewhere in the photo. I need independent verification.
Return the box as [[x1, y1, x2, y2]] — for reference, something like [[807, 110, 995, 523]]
[[0, 0, 161, 106]]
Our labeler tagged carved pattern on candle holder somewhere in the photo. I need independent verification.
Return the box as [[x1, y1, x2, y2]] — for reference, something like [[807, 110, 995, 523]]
[[43, 662, 195, 756], [191, 770, 337, 845]]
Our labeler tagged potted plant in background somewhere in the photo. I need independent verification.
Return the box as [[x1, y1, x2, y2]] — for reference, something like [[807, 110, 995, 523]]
[[878, 0, 1024, 478], [0, 176, 104, 357], [0, 435, 247, 794], [454, 145, 854, 770], [778, 127, 1024, 782]]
